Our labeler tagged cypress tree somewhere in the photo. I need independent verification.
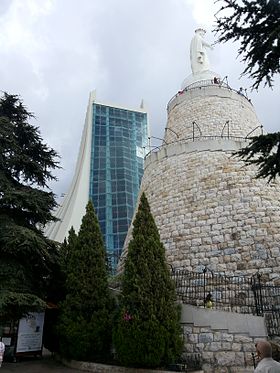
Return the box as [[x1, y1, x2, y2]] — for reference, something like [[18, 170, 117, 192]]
[[113, 193, 183, 368], [58, 201, 114, 361]]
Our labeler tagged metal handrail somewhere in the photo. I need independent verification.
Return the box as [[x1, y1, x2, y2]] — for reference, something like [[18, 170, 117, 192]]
[[165, 127, 179, 138], [192, 121, 202, 141], [148, 135, 167, 145], [167, 81, 253, 110], [145, 135, 251, 158], [221, 120, 230, 138], [245, 125, 264, 139]]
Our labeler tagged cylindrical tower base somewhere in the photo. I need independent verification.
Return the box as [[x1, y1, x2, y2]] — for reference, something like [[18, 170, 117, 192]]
[[118, 84, 279, 283]]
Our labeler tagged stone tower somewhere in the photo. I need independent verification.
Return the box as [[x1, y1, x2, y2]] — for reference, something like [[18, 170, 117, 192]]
[[118, 33, 280, 282]]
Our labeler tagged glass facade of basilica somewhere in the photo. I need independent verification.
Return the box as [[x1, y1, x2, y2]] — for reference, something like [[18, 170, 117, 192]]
[[89, 102, 148, 270]]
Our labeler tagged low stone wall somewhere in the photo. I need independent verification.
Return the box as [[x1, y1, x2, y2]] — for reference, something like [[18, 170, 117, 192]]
[[59, 305, 266, 373], [61, 357, 203, 372], [183, 325, 256, 373], [182, 305, 267, 373]]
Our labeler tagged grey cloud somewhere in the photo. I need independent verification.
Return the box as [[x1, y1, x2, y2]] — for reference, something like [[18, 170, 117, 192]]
[[0, 0, 11, 16], [0, 0, 278, 199]]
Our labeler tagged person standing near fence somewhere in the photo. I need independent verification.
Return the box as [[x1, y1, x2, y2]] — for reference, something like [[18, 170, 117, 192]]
[[205, 293, 213, 309], [0, 341, 5, 368], [254, 340, 280, 372]]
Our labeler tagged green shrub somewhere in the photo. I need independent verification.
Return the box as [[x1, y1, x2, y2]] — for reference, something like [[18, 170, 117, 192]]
[[58, 201, 114, 361], [113, 193, 183, 368]]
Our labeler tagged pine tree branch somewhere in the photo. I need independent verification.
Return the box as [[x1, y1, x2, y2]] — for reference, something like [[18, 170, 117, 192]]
[[234, 132, 280, 182]]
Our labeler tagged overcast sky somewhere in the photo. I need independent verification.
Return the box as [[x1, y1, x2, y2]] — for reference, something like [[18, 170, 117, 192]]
[[0, 0, 279, 199]]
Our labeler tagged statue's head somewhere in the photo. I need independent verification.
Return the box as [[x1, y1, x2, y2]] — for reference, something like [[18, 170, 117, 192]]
[[195, 28, 206, 36]]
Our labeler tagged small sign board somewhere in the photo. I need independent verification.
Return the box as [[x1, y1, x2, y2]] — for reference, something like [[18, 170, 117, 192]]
[[16, 312, 44, 354]]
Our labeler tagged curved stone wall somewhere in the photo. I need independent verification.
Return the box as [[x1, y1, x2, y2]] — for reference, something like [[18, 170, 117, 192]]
[[118, 87, 279, 283], [119, 140, 280, 281], [165, 85, 263, 143]]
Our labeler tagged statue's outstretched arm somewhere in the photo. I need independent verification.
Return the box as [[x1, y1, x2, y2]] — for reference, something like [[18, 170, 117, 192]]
[[202, 40, 214, 50]]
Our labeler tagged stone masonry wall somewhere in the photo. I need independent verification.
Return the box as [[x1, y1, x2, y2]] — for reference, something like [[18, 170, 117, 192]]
[[165, 86, 263, 144], [119, 141, 280, 281], [116, 84, 279, 372], [181, 304, 267, 373], [118, 85, 279, 281], [183, 324, 257, 373]]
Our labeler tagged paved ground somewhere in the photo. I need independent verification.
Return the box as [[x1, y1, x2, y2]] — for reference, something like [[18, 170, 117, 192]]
[[1, 355, 77, 372]]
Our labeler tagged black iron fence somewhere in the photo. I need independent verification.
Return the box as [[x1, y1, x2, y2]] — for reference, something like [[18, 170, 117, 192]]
[[171, 268, 280, 337], [167, 353, 202, 372]]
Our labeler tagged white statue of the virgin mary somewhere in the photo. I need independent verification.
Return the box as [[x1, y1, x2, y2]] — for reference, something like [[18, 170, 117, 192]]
[[181, 28, 220, 89], [190, 28, 213, 74]]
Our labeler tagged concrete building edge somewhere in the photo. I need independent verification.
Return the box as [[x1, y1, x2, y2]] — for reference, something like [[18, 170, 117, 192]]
[[45, 93, 94, 242]]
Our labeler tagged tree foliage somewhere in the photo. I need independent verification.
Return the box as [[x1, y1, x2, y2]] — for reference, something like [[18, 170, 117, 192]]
[[234, 133, 280, 183], [214, 1, 280, 182], [0, 92, 60, 321], [214, 0, 280, 89], [113, 193, 183, 368], [43, 234, 71, 353], [58, 201, 114, 361]]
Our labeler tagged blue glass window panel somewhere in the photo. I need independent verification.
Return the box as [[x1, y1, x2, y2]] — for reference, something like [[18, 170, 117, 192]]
[[98, 182, 106, 193], [110, 169, 117, 179], [112, 207, 118, 219], [126, 181, 132, 193], [119, 234, 127, 246], [93, 172, 100, 182], [99, 221, 106, 233], [127, 207, 134, 219], [116, 169, 125, 178], [99, 137, 106, 146], [126, 194, 133, 206], [113, 235, 119, 248], [100, 106, 106, 115], [98, 194, 106, 203], [117, 220, 128, 230], [90, 103, 148, 270], [118, 207, 128, 218], [110, 158, 117, 168], [116, 157, 124, 166], [111, 182, 117, 193], [123, 158, 131, 168], [116, 181, 125, 191], [93, 158, 99, 169], [98, 170, 106, 179], [98, 208, 106, 220], [123, 129, 129, 137], [99, 157, 106, 169]]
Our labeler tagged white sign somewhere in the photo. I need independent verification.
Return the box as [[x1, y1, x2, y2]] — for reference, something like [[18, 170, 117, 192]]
[[16, 312, 45, 353]]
